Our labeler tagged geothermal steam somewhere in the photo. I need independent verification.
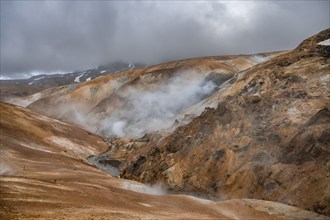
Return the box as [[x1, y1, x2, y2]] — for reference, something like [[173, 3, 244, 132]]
[[97, 71, 216, 137], [52, 71, 217, 138]]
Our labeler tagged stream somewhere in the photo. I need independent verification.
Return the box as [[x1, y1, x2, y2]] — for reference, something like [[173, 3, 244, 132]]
[[87, 151, 122, 177], [87, 150, 220, 202]]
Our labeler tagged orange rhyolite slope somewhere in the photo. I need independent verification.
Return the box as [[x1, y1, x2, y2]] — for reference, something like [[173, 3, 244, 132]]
[[1, 102, 325, 219]]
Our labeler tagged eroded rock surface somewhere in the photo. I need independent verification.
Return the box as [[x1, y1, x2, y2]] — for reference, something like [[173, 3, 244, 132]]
[[118, 29, 330, 216]]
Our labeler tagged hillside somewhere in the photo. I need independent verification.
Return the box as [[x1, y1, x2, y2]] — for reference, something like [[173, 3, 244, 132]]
[[0, 62, 144, 100], [1, 28, 329, 219], [1, 102, 325, 220], [117, 29, 330, 215], [9, 53, 283, 138]]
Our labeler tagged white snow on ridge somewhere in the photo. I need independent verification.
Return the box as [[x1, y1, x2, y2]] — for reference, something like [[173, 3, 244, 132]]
[[28, 82, 34, 85], [33, 76, 45, 81], [74, 74, 84, 83], [86, 77, 91, 81], [317, 39, 330, 46], [101, 70, 107, 74], [129, 63, 135, 70]]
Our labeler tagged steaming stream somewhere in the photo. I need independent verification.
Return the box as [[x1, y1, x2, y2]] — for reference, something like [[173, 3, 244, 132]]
[[85, 72, 238, 201], [87, 152, 122, 177], [87, 149, 221, 202]]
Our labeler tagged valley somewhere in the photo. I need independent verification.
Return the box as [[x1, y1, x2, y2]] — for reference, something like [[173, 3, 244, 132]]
[[1, 29, 329, 219]]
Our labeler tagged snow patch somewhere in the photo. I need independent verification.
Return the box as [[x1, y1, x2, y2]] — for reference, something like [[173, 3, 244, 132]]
[[129, 63, 135, 70], [74, 74, 84, 83], [85, 77, 91, 81], [101, 70, 107, 74], [317, 39, 330, 46], [28, 82, 34, 85], [33, 76, 45, 81]]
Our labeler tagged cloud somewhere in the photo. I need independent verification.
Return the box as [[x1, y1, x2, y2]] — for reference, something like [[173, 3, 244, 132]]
[[1, 1, 329, 78]]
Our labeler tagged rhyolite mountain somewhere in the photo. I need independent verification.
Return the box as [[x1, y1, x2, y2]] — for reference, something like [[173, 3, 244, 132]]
[[1, 29, 329, 219]]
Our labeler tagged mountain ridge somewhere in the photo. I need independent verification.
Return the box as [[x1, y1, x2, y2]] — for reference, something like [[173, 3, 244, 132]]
[[0, 62, 145, 100]]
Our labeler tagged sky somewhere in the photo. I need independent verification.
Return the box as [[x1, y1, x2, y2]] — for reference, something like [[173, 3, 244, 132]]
[[1, 1, 329, 79]]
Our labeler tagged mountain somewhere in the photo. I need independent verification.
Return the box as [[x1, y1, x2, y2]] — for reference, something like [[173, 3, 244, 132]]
[[117, 28, 330, 215], [1, 28, 329, 219], [0, 62, 145, 100], [7, 53, 283, 135]]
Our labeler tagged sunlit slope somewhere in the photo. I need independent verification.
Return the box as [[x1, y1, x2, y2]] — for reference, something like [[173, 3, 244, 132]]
[[113, 28, 330, 215], [22, 53, 282, 137], [1, 102, 326, 219]]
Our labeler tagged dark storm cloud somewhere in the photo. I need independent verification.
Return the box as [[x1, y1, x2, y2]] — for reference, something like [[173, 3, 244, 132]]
[[1, 1, 329, 79]]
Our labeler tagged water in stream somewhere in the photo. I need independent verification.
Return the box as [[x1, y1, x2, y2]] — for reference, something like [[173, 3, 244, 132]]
[[87, 152, 121, 177]]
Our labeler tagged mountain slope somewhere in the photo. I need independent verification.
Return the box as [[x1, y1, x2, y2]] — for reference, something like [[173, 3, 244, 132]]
[[113, 28, 330, 215], [1, 29, 329, 218], [18, 53, 283, 138], [0, 62, 144, 100], [2, 102, 325, 219]]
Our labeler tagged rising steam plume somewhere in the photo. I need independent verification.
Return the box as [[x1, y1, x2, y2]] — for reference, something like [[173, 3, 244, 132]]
[[97, 71, 217, 137], [62, 71, 218, 138]]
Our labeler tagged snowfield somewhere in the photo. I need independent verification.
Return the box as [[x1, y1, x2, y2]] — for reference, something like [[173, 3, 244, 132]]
[[317, 39, 330, 46], [74, 74, 84, 83]]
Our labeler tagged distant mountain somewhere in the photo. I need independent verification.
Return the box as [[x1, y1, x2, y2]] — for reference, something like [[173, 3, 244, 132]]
[[0, 62, 145, 99]]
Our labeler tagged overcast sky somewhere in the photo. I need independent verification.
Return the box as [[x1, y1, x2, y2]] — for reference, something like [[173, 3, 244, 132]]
[[1, 1, 329, 79]]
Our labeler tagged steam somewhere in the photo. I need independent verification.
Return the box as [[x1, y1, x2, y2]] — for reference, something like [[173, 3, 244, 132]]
[[27, 70, 218, 138], [112, 121, 127, 137], [97, 71, 216, 137], [122, 181, 167, 195], [251, 55, 270, 63]]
